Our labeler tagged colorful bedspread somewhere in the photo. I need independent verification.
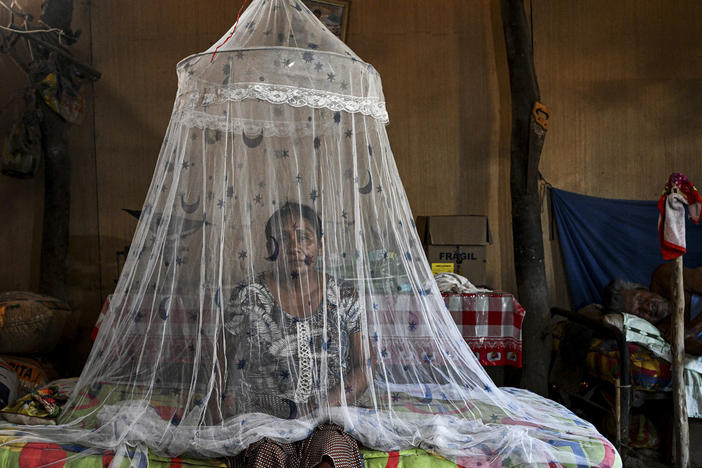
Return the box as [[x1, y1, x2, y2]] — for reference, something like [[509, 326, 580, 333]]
[[0, 437, 620, 468], [0, 438, 460, 468], [0, 438, 455, 468], [356, 387, 620, 468], [0, 435, 227, 468], [561, 312, 702, 418], [0, 388, 620, 468]]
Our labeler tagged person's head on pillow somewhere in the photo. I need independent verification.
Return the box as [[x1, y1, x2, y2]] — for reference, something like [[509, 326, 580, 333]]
[[602, 278, 670, 324]]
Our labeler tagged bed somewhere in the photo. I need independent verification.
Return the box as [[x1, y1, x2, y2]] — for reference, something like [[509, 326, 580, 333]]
[[0, 386, 621, 468], [552, 306, 702, 459]]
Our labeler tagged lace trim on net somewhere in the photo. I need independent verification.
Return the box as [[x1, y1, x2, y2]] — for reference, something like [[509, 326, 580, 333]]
[[177, 83, 389, 123], [294, 320, 314, 403], [177, 109, 336, 137]]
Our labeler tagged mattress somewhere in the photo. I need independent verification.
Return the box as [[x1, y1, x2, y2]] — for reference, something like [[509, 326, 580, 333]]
[[0, 387, 621, 467]]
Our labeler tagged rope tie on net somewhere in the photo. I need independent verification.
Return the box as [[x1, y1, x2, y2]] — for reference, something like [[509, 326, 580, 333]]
[[210, 0, 252, 63]]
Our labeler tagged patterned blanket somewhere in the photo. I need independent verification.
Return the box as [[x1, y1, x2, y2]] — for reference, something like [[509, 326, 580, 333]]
[[0, 438, 620, 468], [0, 388, 620, 467]]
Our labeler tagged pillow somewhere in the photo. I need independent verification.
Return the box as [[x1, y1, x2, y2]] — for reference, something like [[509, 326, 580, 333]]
[[0, 292, 72, 354], [0, 355, 57, 396], [621, 312, 671, 360]]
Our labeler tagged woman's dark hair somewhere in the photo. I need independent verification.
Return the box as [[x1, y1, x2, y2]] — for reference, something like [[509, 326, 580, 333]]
[[265, 202, 322, 248], [601, 278, 647, 314]]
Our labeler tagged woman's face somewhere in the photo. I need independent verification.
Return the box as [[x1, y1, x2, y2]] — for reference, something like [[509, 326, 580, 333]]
[[275, 215, 320, 277]]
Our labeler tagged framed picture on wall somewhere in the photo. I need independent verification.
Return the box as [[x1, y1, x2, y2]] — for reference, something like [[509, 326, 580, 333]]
[[302, 0, 350, 42]]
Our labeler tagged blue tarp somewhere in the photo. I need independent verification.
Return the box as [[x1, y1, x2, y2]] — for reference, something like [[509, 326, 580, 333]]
[[550, 188, 702, 309]]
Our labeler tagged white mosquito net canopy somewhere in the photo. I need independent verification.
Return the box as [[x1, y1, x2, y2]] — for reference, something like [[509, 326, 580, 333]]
[[0, 0, 618, 465]]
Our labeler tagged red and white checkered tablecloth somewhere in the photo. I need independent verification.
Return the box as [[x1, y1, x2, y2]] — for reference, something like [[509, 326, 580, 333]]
[[93, 291, 525, 369], [443, 292, 525, 368]]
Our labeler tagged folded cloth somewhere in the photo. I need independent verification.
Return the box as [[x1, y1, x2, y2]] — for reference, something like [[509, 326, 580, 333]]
[[658, 173, 702, 260], [0, 378, 75, 425], [434, 273, 491, 294]]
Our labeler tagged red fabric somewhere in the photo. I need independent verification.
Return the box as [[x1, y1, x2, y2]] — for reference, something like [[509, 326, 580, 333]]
[[385, 451, 399, 468], [101, 454, 113, 468], [94, 292, 525, 368], [92, 298, 111, 341], [18, 443, 66, 468], [596, 437, 619, 468], [658, 172, 702, 260], [372, 292, 524, 368], [444, 293, 525, 367]]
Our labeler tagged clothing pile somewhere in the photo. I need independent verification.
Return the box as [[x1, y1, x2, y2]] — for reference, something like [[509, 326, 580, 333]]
[[0, 292, 77, 427], [434, 273, 491, 294]]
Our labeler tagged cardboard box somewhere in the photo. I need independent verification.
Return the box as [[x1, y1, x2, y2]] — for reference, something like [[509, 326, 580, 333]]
[[415, 215, 492, 285]]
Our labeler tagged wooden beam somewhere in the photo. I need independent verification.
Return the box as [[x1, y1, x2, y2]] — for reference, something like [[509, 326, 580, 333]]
[[38, 98, 70, 301], [671, 255, 689, 468], [500, 0, 551, 395], [36, 0, 74, 302]]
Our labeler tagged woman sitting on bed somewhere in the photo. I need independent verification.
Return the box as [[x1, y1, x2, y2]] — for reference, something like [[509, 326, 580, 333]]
[[223, 202, 367, 468]]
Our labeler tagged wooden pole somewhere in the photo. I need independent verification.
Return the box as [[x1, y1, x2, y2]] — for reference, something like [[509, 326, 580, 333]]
[[38, 99, 70, 301], [500, 0, 552, 395], [671, 255, 689, 468], [614, 376, 621, 448], [34, 0, 75, 302]]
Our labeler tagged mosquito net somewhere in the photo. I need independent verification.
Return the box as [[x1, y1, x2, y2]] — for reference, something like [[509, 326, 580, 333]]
[[0, 0, 619, 466]]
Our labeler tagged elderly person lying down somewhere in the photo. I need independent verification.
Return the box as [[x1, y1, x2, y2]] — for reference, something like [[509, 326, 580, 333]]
[[602, 263, 702, 355]]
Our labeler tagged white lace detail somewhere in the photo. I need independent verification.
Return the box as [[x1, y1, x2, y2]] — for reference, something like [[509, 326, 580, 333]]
[[178, 109, 337, 137], [177, 83, 389, 123], [294, 320, 314, 403]]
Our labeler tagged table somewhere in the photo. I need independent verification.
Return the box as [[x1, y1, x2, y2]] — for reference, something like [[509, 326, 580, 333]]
[[443, 292, 525, 368], [93, 291, 525, 369]]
